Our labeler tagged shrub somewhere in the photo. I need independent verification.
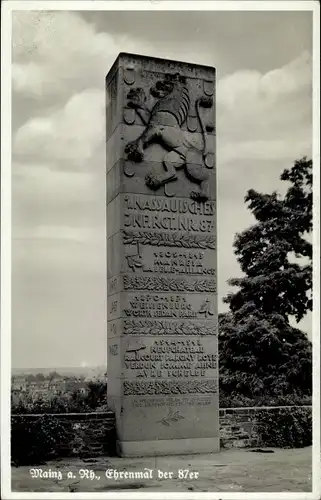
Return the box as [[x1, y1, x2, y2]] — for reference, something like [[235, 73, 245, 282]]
[[11, 415, 72, 466], [85, 380, 107, 409], [254, 406, 312, 448], [11, 413, 117, 465]]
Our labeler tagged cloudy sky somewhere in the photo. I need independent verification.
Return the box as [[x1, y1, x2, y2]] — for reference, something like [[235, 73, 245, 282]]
[[11, 8, 313, 369]]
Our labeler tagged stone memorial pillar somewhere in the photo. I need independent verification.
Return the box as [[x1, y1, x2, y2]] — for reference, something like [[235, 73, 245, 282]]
[[106, 53, 218, 457]]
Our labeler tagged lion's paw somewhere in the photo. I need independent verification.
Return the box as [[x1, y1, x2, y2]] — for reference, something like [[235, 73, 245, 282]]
[[145, 173, 162, 190], [125, 141, 144, 162], [190, 190, 208, 202], [190, 190, 201, 201]]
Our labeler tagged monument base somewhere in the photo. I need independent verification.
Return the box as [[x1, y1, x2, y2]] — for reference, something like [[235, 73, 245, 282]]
[[117, 437, 220, 457]]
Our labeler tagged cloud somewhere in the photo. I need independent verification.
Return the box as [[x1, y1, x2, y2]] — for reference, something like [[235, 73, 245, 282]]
[[11, 12, 313, 369], [12, 11, 115, 98], [12, 88, 106, 256], [15, 225, 97, 243], [12, 47, 313, 273], [12, 11, 159, 100], [260, 51, 311, 95], [217, 51, 312, 163], [11, 11, 223, 102], [217, 51, 311, 108], [14, 47, 312, 174], [219, 139, 312, 164], [13, 13, 312, 173], [13, 162, 98, 206], [13, 89, 105, 169]]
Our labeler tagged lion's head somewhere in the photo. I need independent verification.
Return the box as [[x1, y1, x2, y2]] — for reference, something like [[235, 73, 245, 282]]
[[150, 73, 186, 99], [127, 87, 147, 109]]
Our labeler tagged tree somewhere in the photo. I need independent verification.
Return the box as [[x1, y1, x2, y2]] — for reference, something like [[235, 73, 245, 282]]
[[85, 380, 107, 409], [220, 158, 312, 405], [48, 371, 60, 379]]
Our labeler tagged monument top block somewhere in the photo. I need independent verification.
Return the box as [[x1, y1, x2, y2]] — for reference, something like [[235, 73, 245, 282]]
[[106, 52, 216, 87]]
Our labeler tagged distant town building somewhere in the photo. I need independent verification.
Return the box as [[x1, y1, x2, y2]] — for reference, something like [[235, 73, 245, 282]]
[[11, 373, 89, 400]]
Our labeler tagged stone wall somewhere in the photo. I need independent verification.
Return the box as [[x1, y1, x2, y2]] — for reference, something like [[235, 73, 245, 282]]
[[220, 406, 311, 449], [11, 406, 312, 458], [11, 411, 117, 458]]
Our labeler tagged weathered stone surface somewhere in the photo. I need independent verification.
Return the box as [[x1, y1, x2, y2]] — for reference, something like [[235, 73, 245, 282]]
[[124, 246, 217, 275], [107, 193, 217, 236], [107, 336, 123, 375], [120, 396, 219, 442], [107, 53, 218, 456], [123, 318, 218, 336], [106, 53, 216, 139], [107, 233, 122, 280], [108, 317, 218, 340], [122, 335, 218, 379], [107, 157, 216, 202], [124, 290, 215, 315], [106, 124, 216, 170]]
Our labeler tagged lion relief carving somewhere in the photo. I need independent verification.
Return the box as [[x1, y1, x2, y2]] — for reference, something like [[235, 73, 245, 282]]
[[124, 73, 215, 202]]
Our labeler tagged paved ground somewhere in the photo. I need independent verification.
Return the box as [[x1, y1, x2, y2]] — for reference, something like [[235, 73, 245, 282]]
[[11, 447, 312, 493]]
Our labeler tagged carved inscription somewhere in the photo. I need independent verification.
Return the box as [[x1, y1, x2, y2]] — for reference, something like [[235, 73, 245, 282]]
[[124, 195, 215, 215], [124, 213, 215, 233], [124, 195, 215, 233], [123, 379, 218, 395], [123, 275, 216, 293], [124, 338, 217, 379], [124, 319, 216, 336], [199, 299, 215, 318], [109, 323, 117, 336], [123, 294, 196, 318], [109, 277, 118, 294], [123, 230, 215, 249], [110, 300, 118, 313], [125, 246, 216, 275], [109, 344, 118, 356], [132, 395, 213, 408], [125, 337, 146, 352], [144, 250, 216, 275]]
